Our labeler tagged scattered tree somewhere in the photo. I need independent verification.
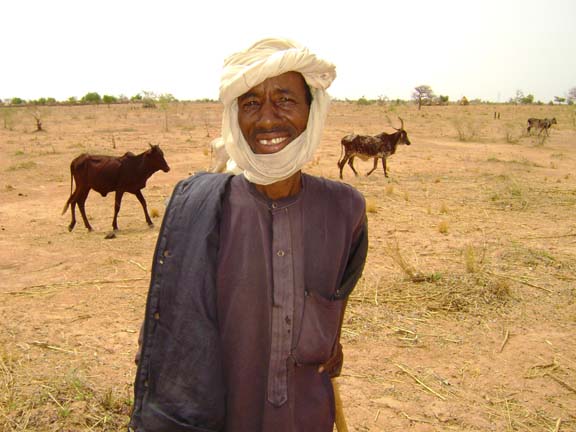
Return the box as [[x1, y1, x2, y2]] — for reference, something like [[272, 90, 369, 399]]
[[521, 94, 534, 104], [81, 92, 102, 104], [436, 95, 449, 105], [102, 95, 118, 105], [412, 85, 434, 110], [10, 97, 25, 105], [509, 89, 533, 105], [158, 94, 177, 132], [554, 96, 566, 104], [141, 91, 157, 108]]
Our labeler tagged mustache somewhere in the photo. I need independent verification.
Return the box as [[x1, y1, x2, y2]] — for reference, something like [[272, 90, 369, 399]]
[[251, 126, 292, 136]]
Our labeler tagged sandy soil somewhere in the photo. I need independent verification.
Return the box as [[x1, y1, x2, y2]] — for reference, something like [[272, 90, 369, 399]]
[[0, 102, 575, 431]]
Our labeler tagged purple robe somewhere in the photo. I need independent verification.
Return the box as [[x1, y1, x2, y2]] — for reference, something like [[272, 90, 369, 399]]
[[217, 174, 367, 432]]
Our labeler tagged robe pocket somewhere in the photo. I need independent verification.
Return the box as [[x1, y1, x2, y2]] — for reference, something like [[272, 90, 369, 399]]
[[293, 290, 344, 365]]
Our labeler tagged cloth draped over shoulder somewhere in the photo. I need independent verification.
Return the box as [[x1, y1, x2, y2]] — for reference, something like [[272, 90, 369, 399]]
[[219, 38, 337, 185], [130, 173, 232, 432], [129, 172, 368, 431]]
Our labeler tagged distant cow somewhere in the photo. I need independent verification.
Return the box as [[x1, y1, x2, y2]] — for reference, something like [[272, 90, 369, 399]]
[[338, 117, 411, 179], [527, 117, 557, 136], [62, 144, 170, 232]]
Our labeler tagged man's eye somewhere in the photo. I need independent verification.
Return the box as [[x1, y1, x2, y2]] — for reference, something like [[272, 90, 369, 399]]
[[277, 97, 294, 105], [242, 100, 260, 110]]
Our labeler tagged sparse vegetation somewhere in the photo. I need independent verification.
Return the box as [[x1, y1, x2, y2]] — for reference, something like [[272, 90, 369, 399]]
[[365, 199, 378, 213], [438, 220, 449, 234], [1, 102, 574, 431], [1, 108, 16, 130], [452, 116, 481, 141], [6, 161, 37, 171]]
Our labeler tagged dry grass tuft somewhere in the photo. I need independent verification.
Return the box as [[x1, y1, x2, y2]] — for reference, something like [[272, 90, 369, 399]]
[[365, 199, 378, 214], [348, 270, 512, 324], [463, 243, 487, 274], [438, 220, 449, 234], [0, 352, 132, 431], [489, 175, 529, 210], [503, 122, 523, 143], [452, 116, 482, 142], [382, 238, 438, 283], [439, 202, 449, 214], [6, 161, 37, 171], [382, 238, 420, 281], [150, 207, 160, 218]]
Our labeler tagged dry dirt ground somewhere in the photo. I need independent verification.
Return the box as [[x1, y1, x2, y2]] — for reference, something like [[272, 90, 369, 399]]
[[1, 102, 575, 431]]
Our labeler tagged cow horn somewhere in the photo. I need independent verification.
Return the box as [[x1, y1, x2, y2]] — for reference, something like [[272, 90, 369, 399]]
[[398, 116, 405, 130]]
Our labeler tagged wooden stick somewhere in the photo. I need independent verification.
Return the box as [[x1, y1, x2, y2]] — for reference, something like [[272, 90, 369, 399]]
[[332, 379, 348, 432]]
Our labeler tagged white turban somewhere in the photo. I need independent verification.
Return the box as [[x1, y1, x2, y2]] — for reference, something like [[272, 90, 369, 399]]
[[219, 38, 336, 185]]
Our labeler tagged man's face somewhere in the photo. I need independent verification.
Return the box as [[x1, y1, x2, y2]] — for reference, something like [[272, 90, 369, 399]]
[[238, 71, 310, 155]]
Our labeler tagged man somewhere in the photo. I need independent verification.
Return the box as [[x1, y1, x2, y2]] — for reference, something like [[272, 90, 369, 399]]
[[130, 38, 368, 432]]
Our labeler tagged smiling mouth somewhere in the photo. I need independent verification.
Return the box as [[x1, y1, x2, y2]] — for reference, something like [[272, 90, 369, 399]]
[[258, 137, 288, 146]]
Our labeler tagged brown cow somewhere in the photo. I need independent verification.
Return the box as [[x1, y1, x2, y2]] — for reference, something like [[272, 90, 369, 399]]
[[337, 118, 411, 179], [62, 144, 170, 232], [527, 117, 557, 136]]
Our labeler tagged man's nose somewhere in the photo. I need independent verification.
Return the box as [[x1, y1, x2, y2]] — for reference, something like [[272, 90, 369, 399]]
[[257, 100, 281, 128]]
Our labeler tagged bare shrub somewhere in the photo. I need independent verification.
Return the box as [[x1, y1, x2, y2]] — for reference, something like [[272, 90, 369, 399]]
[[503, 122, 523, 143], [452, 116, 481, 142]]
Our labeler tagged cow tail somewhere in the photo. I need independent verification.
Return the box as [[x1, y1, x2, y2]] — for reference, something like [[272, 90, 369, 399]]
[[62, 163, 75, 215]]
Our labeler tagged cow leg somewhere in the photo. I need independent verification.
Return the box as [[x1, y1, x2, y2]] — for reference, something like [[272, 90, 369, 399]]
[[382, 158, 388, 178], [113, 191, 125, 231], [338, 155, 349, 179], [68, 198, 77, 231], [135, 190, 154, 227], [347, 156, 359, 177], [366, 157, 378, 176], [77, 189, 93, 231]]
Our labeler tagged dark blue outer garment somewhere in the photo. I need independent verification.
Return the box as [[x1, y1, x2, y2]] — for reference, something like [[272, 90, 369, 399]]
[[129, 172, 368, 432]]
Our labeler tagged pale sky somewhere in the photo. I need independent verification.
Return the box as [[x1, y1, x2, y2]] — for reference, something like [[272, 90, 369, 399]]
[[2, 0, 575, 103]]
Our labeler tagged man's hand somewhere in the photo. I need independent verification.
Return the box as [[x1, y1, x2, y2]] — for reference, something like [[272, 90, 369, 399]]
[[317, 342, 343, 378]]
